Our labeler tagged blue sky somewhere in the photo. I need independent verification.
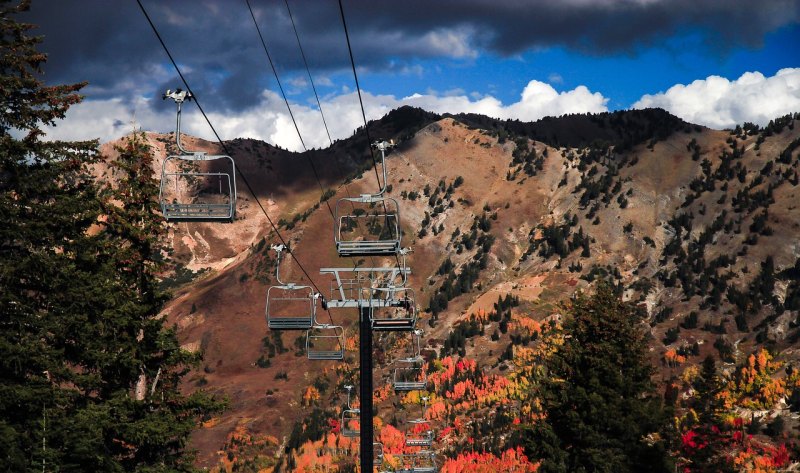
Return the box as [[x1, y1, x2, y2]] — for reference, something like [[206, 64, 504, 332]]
[[334, 23, 799, 110], [24, 0, 800, 150]]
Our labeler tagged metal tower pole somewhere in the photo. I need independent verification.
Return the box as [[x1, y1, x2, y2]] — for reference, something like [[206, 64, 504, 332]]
[[359, 305, 374, 473]]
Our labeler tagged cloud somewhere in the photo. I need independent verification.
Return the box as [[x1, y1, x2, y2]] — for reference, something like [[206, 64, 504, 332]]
[[41, 69, 800, 147], [287, 76, 308, 88], [314, 76, 335, 87], [418, 27, 478, 59], [548, 73, 564, 85], [21, 0, 798, 118], [632, 68, 800, 129], [41, 80, 609, 150]]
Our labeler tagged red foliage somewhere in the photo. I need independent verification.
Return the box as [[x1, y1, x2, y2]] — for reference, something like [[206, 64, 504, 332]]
[[440, 447, 539, 473]]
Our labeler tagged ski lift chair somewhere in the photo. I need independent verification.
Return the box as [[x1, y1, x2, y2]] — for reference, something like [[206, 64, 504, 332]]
[[306, 324, 345, 360], [341, 408, 361, 438], [406, 396, 434, 448], [374, 442, 385, 466], [159, 89, 236, 222], [405, 426, 435, 448], [266, 245, 316, 330], [369, 286, 417, 331], [393, 330, 427, 392], [334, 140, 401, 256], [394, 451, 437, 473], [392, 356, 426, 392], [341, 385, 360, 438]]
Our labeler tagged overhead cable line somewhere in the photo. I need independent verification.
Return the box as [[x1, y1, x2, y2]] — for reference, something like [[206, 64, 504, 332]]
[[284, 0, 334, 146], [283, 0, 363, 216], [246, 0, 373, 272], [336, 0, 383, 193], [136, 0, 337, 326], [337, 0, 403, 270], [244, 0, 337, 220]]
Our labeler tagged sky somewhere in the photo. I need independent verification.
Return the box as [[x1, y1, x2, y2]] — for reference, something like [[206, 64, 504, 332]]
[[22, 0, 800, 151]]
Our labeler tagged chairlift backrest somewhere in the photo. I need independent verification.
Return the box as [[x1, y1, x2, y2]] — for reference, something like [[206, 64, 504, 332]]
[[266, 245, 316, 330], [306, 324, 345, 360], [393, 331, 427, 392], [369, 286, 417, 331], [159, 88, 236, 222]]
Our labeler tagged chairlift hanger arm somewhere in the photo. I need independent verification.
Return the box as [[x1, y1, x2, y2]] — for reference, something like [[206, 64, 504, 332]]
[[164, 88, 204, 156], [368, 139, 394, 197], [272, 245, 287, 285]]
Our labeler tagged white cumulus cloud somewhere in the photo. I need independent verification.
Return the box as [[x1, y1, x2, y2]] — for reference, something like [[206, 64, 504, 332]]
[[632, 68, 800, 129], [40, 80, 609, 151]]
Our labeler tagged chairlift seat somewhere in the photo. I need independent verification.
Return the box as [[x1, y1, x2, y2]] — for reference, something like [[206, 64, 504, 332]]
[[341, 408, 360, 438], [370, 287, 417, 331], [393, 356, 427, 392], [393, 368, 427, 391], [337, 239, 401, 257], [159, 152, 237, 223], [405, 431, 434, 447], [393, 452, 437, 473], [266, 284, 315, 330], [372, 318, 416, 331], [405, 417, 434, 447], [334, 195, 401, 257], [306, 325, 345, 360]]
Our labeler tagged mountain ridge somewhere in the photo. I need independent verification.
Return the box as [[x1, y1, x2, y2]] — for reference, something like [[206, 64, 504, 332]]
[[103, 107, 800, 470]]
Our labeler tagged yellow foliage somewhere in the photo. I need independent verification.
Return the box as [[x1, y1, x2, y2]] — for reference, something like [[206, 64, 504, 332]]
[[727, 349, 786, 410], [302, 386, 320, 407], [681, 365, 700, 385]]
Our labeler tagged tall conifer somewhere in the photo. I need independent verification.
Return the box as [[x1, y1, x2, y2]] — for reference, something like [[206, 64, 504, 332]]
[[0, 2, 222, 470], [525, 283, 672, 473]]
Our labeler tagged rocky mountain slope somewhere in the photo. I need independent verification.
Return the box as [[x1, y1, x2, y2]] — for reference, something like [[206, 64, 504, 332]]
[[105, 107, 800, 469]]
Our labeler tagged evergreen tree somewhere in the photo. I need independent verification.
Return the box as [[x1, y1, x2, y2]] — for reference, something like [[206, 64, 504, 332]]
[[1, 1, 101, 468], [693, 355, 721, 424], [0, 3, 222, 470], [679, 355, 735, 473], [525, 283, 672, 473]]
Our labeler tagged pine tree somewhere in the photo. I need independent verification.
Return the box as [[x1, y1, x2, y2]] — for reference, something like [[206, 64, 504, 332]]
[[1, 1, 102, 468], [0, 3, 222, 470], [525, 283, 672, 473], [678, 355, 735, 473]]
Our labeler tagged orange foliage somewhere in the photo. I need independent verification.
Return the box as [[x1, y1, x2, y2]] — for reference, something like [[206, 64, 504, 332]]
[[511, 314, 541, 338], [373, 383, 392, 403], [214, 423, 279, 473], [440, 447, 539, 473], [732, 441, 791, 473], [345, 335, 358, 352], [664, 349, 686, 368], [302, 386, 321, 407], [377, 423, 406, 454]]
